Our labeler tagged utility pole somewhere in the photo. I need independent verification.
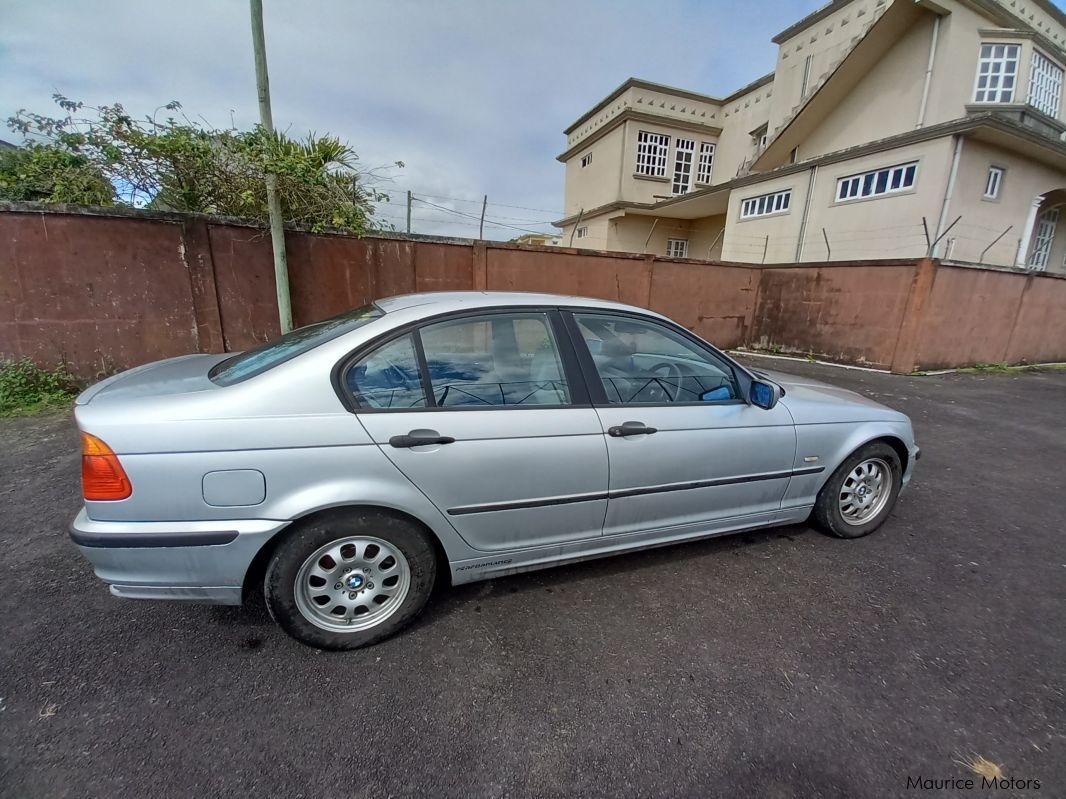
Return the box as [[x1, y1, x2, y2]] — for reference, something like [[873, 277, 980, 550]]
[[250, 0, 293, 333], [479, 195, 488, 239], [406, 190, 412, 234]]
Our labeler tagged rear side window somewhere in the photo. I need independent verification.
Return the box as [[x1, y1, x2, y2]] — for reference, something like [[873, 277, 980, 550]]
[[420, 313, 571, 407], [210, 304, 383, 386], [347, 334, 427, 409]]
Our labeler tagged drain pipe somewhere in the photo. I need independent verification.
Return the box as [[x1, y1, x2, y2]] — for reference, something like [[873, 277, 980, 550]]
[[916, 15, 940, 128], [932, 135, 963, 258]]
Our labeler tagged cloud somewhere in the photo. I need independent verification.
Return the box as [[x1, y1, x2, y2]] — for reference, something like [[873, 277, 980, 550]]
[[3, 0, 837, 238]]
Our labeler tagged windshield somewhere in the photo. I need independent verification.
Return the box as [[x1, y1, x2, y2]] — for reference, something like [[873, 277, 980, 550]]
[[209, 304, 384, 386]]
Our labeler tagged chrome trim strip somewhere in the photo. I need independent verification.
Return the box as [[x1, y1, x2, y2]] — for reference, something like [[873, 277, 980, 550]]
[[446, 466, 825, 516]]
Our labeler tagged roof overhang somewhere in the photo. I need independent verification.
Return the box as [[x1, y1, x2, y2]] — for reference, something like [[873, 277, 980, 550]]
[[756, 0, 932, 171], [563, 78, 725, 136]]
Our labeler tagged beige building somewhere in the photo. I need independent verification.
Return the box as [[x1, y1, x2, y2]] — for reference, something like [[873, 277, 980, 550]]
[[511, 232, 561, 246], [555, 0, 1066, 273]]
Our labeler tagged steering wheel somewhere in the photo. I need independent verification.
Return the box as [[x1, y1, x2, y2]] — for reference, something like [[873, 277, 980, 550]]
[[648, 361, 685, 402]]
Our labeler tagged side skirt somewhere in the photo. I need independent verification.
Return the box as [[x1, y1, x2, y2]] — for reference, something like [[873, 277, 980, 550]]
[[449, 505, 813, 585]]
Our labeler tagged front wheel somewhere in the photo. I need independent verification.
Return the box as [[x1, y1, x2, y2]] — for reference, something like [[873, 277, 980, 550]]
[[812, 442, 902, 539], [264, 511, 437, 650]]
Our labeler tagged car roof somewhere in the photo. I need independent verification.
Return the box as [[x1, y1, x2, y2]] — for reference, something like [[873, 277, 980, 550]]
[[374, 291, 659, 317]]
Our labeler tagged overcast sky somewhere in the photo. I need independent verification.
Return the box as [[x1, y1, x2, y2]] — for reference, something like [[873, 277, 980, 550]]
[[4, 0, 1063, 239]]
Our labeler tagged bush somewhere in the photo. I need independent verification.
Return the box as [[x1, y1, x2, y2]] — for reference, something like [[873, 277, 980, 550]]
[[0, 358, 78, 416]]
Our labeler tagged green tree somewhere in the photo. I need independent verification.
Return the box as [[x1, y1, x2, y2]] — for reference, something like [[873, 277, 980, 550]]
[[7, 94, 400, 233], [0, 143, 115, 205]]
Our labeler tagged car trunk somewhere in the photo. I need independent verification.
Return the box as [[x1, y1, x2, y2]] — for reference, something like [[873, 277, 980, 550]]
[[76, 354, 231, 406]]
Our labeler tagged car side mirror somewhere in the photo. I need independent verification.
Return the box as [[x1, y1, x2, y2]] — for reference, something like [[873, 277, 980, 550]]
[[749, 380, 782, 410]]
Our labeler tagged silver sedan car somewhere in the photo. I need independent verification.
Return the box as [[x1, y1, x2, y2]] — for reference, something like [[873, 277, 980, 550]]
[[71, 291, 919, 649]]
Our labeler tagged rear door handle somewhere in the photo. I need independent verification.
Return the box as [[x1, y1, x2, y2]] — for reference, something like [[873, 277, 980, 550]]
[[607, 421, 658, 437], [389, 432, 456, 448]]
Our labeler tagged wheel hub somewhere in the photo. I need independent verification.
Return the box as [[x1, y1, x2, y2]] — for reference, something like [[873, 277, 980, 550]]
[[344, 571, 366, 590]]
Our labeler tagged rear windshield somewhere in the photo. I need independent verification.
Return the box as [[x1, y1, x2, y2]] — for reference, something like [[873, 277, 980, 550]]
[[209, 304, 384, 386]]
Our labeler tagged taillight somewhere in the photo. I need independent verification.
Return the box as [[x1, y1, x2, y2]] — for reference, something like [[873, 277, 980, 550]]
[[81, 432, 132, 501]]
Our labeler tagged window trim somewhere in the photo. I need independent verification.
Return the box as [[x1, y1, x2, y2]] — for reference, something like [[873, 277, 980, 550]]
[[984, 165, 1005, 200], [635, 130, 671, 177], [560, 309, 756, 409], [332, 307, 593, 413], [580, 152, 593, 168], [739, 189, 792, 220], [972, 41, 1021, 104], [834, 161, 918, 204], [1028, 48, 1063, 118], [575, 226, 589, 239], [666, 238, 689, 258]]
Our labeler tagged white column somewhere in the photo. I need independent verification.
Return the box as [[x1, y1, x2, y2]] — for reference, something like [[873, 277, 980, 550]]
[[1015, 195, 1045, 268]]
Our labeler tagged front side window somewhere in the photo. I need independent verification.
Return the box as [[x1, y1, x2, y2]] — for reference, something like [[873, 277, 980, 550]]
[[740, 190, 791, 219], [984, 166, 1004, 199], [635, 130, 670, 177], [1028, 50, 1063, 117], [974, 43, 1019, 103], [672, 138, 695, 195], [573, 313, 740, 405], [419, 313, 571, 407], [580, 152, 593, 168], [575, 226, 589, 239], [666, 238, 689, 258], [347, 334, 427, 409], [836, 162, 917, 202]]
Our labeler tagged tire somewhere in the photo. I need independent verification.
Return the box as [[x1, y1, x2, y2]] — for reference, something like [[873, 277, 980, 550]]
[[812, 442, 902, 539], [264, 510, 437, 650]]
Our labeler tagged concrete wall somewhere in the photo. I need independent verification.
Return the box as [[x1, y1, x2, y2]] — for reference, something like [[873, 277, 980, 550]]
[[2, 206, 1064, 379]]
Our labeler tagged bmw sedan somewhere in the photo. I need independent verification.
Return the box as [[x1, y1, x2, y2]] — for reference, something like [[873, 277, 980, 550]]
[[71, 292, 919, 649]]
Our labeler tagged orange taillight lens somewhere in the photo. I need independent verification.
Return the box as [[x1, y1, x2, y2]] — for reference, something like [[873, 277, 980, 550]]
[[81, 432, 132, 501]]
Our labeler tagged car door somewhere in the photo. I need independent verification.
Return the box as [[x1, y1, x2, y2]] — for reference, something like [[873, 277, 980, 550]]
[[344, 309, 609, 552], [566, 311, 796, 537]]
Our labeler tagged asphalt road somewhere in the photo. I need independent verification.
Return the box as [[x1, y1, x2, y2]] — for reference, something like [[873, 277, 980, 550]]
[[1, 357, 1063, 798]]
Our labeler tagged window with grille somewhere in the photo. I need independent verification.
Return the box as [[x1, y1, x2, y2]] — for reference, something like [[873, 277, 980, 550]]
[[740, 190, 791, 219], [973, 43, 1019, 103], [635, 131, 669, 177], [666, 238, 689, 258], [836, 162, 917, 202], [1027, 207, 1059, 270], [697, 143, 715, 184], [984, 166, 1004, 199], [1028, 50, 1063, 117], [580, 152, 593, 168], [672, 139, 695, 195]]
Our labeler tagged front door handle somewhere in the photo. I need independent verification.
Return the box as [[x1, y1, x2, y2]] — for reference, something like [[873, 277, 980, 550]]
[[389, 432, 456, 448], [607, 421, 658, 437]]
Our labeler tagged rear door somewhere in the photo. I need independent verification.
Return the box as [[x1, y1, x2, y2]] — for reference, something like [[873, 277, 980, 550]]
[[566, 311, 796, 537], [346, 309, 608, 552]]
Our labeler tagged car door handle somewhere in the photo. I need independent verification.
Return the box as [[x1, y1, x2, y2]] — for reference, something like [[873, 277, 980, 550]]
[[389, 433, 456, 448], [607, 421, 658, 437]]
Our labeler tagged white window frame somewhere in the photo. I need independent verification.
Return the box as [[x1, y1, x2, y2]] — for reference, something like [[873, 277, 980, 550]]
[[672, 138, 695, 195], [575, 226, 589, 239], [973, 43, 1020, 103], [739, 190, 792, 219], [666, 238, 689, 258], [697, 143, 715, 184], [984, 166, 1005, 200], [801, 54, 813, 97], [835, 162, 918, 202], [1028, 49, 1063, 118], [580, 152, 593, 168], [635, 131, 670, 177]]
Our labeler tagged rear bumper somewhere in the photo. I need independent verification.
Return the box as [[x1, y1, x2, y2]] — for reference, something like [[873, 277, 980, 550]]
[[70, 509, 289, 605]]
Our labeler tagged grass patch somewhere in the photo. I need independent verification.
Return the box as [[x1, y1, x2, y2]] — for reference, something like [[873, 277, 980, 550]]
[[0, 358, 78, 417]]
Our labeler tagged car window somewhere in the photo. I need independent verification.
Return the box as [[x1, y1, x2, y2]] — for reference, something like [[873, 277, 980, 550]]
[[573, 313, 740, 405], [418, 313, 571, 407], [210, 304, 383, 386], [347, 334, 427, 409]]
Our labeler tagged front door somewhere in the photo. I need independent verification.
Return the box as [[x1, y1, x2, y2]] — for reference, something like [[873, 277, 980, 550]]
[[346, 309, 608, 552], [1028, 207, 1060, 270], [567, 311, 796, 537]]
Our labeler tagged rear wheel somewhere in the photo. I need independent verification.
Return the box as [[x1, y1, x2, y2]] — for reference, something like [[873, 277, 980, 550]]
[[264, 511, 437, 650], [812, 442, 902, 539]]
